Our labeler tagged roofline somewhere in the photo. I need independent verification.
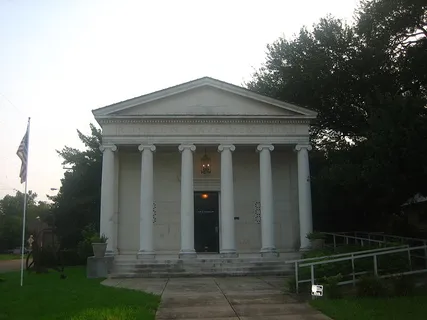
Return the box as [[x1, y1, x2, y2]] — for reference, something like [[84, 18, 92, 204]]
[[92, 76, 318, 117]]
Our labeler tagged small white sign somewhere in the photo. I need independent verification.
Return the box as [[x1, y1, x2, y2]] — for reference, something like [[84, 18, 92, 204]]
[[311, 284, 323, 297]]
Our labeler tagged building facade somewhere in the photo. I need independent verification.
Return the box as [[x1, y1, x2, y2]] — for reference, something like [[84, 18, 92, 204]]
[[92, 77, 317, 259]]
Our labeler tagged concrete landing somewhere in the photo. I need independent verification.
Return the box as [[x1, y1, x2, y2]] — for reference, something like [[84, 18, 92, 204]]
[[102, 276, 331, 319]]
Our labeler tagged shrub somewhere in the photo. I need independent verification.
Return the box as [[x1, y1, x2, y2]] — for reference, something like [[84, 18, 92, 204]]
[[76, 224, 98, 261], [61, 249, 85, 266], [389, 275, 415, 296], [90, 233, 108, 244], [322, 273, 343, 299], [285, 277, 296, 293], [306, 231, 326, 240], [356, 275, 390, 297], [378, 252, 410, 274]]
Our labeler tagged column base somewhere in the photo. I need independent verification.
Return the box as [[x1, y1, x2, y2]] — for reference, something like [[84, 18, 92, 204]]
[[220, 250, 239, 258], [260, 247, 279, 258], [179, 250, 197, 259], [137, 251, 156, 259]]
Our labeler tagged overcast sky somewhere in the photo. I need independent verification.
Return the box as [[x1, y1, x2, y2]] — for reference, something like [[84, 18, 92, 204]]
[[0, 0, 358, 201]]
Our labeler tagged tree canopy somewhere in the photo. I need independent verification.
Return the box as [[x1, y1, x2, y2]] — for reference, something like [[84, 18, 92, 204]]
[[247, 0, 427, 232], [50, 124, 102, 249], [0, 191, 50, 251]]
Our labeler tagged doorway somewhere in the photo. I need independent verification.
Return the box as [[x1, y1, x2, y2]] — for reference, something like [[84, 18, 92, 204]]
[[194, 191, 219, 253]]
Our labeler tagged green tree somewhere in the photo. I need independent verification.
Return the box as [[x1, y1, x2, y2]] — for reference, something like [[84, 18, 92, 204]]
[[247, 0, 427, 231], [50, 124, 102, 249], [0, 191, 50, 251]]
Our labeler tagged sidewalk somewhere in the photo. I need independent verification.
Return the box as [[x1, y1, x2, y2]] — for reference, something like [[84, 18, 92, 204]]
[[102, 276, 331, 319], [0, 259, 21, 273]]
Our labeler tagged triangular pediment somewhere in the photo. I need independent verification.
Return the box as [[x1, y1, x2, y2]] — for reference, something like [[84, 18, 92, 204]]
[[92, 77, 317, 119]]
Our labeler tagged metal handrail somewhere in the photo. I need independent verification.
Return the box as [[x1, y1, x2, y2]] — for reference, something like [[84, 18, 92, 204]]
[[356, 232, 427, 244], [286, 245, 408, 264], [299, 245, 425, 267], [323, 232, 387, 247], [295, 244, 427, 294], [335, 231, 426, 244]]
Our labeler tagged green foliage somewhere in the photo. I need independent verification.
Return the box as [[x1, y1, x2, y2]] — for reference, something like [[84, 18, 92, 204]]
[[311, 294, 427, 320], [0, 191, 51, 252], [51, 124, 103, 249], [0, 267, 160, 319], [91, 234, 108, 244], [285, 276, 297, 293], [61, 249, 85, 266], [356, 275, 390, 297], [298, 245, 411, 289], [306, 231, 326, 240], [70, 306, 139, 320], [322, 273, 343, 299], [77, 224, 98, 262], [389, 275, 416, 297], [247, 0, 427, 231]]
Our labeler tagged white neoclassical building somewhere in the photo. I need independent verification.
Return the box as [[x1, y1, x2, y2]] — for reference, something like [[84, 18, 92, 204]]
[[92, 77, 317, 259]]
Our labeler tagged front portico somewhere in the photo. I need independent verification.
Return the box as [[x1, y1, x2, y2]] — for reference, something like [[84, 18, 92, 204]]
[[92, 77, 317, 261]]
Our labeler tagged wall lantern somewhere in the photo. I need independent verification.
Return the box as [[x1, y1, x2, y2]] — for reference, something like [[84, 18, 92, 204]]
[[200, 148, 211, 174], [201, 193, 209, 199]]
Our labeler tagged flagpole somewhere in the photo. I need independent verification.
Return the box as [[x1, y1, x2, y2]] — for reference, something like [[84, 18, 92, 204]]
[[20, 117, 31, 287]]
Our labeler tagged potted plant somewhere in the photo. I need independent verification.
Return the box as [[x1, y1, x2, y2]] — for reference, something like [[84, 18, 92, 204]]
[[91, 233, 108, 258], [306, 231, 326, 249]]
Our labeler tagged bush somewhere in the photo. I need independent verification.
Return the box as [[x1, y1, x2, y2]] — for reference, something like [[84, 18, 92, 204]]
[[77, 240, 93, 261], [389, 275, 415, 296], [356, 275, 390, 297], [61, 249, 85, 266], [76, 224, 98, 262], [322, 273, 343, 299], [285, 277, 297, 293]]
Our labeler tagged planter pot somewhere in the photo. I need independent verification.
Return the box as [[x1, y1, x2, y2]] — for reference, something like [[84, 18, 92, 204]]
[[311, 239, 325, 249], [92, 243, 107, 258]]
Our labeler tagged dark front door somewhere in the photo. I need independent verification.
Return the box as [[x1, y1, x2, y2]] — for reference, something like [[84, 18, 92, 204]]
[[194, 191, 219, 253]]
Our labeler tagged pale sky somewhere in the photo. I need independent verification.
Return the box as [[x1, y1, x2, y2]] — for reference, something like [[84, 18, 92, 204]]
[[0, 0, 358, 201]]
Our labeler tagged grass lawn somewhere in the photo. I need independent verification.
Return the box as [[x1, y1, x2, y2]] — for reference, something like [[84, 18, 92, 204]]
[[311, 295, 427, 320], [0, 267, 160, 320], [0, 254, 21, 260]]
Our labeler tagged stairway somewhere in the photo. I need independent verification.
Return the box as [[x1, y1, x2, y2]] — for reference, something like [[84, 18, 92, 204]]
[[109, 254, 300, 278]]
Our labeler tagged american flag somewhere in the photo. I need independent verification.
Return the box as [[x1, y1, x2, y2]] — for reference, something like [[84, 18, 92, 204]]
[[16, 121, 30, 184]]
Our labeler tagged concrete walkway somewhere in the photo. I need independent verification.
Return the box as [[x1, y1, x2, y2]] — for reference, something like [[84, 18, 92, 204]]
[[0, 260, 21, 273], [102, 276, 331, 319]]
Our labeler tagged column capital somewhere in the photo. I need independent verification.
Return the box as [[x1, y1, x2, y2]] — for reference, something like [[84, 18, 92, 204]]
[[138, 144, 156, 152], [100, 144, 117, 152], [218, 144, 235, 152], [178, 144, 196, 152], [295, 144, 312, 152], [256, 144, 274, 152]]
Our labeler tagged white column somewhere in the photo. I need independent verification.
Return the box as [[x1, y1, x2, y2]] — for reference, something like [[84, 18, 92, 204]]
[[218, 144, 238, 258], [113, 151, 120, 254], [99, 144, 117, 255], [178, 144, 197, 258], [257, 144, 278, 257], [137, 144, 156, 259], [295, 144, 313, 250]]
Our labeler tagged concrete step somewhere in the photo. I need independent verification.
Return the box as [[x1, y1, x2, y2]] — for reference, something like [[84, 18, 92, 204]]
[[113, 262, 293, 269], [114, 265, 293, 272], [114, 263, 291, 270], [109, 270, 293, 278], [113, 260, 292, 265], [110, 254, 297, 278]]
